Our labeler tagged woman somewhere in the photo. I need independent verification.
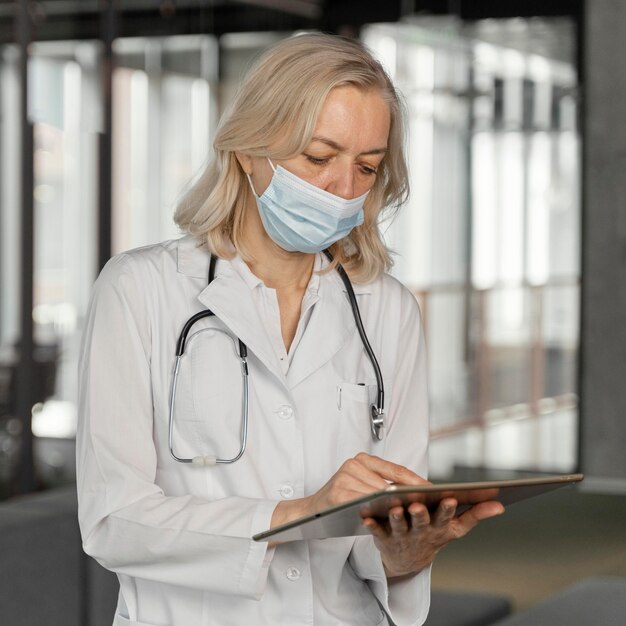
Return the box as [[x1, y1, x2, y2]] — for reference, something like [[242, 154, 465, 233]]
[[77, 33, 503, 626]]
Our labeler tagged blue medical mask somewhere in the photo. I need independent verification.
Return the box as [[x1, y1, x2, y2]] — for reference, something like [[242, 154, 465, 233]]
[[247, 159, 367, 254]]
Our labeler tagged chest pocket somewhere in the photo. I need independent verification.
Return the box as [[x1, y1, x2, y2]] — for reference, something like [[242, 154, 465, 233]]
[[335, 382, 390, 461]]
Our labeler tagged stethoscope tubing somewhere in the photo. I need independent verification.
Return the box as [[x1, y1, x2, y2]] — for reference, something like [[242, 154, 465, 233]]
[[325, 251, 385, 417], [169, 326, 250, 465], [168, 251, 385, 466]]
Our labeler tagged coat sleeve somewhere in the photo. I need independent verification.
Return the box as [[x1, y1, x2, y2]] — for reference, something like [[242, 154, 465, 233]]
[[349, 282, 431, 626], [76, 254, 277, 598]]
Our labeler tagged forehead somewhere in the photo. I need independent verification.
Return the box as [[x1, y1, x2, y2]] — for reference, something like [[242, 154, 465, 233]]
[[312, 85, 391, 151]]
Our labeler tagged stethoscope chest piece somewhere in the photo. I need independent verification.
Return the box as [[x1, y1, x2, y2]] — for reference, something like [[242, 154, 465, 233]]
[[370, 405, 385, 441]]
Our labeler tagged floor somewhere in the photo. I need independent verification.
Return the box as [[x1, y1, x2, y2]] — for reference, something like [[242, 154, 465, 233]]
[[429, 472, 626, 613]]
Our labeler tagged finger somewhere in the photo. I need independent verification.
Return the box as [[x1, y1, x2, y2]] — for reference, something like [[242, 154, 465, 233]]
[[407, 502, 431, 530], [362, 517, 388, 539], [454, 501, 505, 537], [337, 458, 389, 493], [338, 452, 426, 493], [330, 474, 389, 503], [354, 452, 429, 486], [461, 501, 505, 522], [431, 498, 458, 528], [318, 470, 391, 510], [388, 506, 409, 534]]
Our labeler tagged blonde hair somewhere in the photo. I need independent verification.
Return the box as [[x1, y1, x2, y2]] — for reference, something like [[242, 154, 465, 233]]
[[174, 33, 409, 283]]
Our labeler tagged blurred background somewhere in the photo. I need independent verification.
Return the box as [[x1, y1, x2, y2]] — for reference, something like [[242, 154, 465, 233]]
[[1, 0, 625, 624]]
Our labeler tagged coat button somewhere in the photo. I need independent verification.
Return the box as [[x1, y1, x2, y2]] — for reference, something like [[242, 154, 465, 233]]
[[275, 405, 293, 420], [279, 484, 294, 498], [286, 567, 301, 581]]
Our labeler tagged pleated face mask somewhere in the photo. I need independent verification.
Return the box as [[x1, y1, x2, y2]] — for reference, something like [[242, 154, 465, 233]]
[[247, 159, 367, 254]]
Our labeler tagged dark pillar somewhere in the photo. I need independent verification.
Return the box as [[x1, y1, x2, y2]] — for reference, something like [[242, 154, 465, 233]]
[[15, 0, 36, 493], [98, 0, 115, 271], [579, 0, 626, 491]]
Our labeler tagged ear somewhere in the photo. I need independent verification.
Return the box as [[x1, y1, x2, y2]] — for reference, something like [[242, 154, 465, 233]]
[[234, 151, 253, 176]]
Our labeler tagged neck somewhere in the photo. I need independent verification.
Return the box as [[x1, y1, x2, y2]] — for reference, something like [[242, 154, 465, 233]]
[[248, 246, 315, 292], [241, 205, 315, 292]]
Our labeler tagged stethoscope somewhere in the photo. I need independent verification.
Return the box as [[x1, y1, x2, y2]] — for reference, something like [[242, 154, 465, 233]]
[[168, 250, 385, 467]]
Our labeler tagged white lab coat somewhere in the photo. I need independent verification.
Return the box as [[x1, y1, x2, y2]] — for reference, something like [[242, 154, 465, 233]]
[[77, 234, 431, 626]]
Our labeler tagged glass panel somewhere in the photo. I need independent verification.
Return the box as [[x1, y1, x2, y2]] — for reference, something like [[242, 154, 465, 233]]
[[0, 41, 102, 487], [112, 36, 217, 254], [0, 46, 21, 349], [485, 287, 532, 411], [29, 47, 100, 405], [427, 290, 471, 431], [471, 131, 498, 289], [542, 283, 579, 399]]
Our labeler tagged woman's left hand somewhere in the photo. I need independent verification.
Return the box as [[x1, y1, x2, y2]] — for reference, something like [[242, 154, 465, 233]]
[[363, 498, 505, 578]]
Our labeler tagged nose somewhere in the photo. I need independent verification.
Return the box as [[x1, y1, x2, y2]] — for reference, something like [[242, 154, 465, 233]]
[[327, 163, 356, 199]]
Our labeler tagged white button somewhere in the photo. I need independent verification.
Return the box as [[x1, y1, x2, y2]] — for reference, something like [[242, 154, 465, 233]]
[[286, 567, 301, 581], [275, 405, 293, 420], [279, 484, 294, 499]]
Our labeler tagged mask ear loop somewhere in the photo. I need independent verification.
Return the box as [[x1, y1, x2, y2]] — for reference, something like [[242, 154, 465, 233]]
[[246, 173, 259, 197], [246, 157, 277, 197]]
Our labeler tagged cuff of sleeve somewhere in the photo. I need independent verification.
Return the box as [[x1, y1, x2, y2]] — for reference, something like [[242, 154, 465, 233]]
[[238, 499, 279, 599], [350, 536, 431, 626]]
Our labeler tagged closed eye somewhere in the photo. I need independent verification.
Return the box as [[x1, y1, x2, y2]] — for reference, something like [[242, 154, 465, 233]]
[[304, 153, 379, 177], [359, 164, 378, 176], [304, 154, 330, 166]]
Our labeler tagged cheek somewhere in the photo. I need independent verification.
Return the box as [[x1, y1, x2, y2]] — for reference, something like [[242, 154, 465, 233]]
[[307, 170, 333, 189], [280, 160, 328, 188], [250, 170, 273, 195]]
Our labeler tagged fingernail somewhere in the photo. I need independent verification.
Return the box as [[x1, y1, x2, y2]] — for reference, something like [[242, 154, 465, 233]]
[[392, 513, 402, 521]]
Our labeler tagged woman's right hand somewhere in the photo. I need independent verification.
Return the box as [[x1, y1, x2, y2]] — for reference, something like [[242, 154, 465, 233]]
[[270, 452, 427, 531], [269, 452, 504, 576]]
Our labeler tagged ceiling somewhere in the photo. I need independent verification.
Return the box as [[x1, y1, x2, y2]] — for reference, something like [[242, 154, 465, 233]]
[[0, 0, 582, 44]]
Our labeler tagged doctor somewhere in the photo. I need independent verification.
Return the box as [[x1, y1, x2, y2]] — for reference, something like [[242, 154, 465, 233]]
[[77, 33, 503, 626]]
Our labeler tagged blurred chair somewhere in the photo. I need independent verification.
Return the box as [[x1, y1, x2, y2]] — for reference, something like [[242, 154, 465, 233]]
[[425, 589, 512, 626], [0, 486, 117, 626], [492, 577, 626, 626]]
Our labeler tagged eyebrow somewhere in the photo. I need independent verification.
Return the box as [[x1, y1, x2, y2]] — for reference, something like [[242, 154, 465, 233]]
[[310, 135, 388, 156]]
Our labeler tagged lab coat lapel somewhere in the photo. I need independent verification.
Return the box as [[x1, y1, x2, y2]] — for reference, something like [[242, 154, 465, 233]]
[[286, 272, 368, 390], [196, 268, 286, 386], [177, 236, 285, 383]]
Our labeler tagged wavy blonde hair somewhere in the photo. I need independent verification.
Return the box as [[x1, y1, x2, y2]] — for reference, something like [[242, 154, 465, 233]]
[[174, 33, 409, 283]]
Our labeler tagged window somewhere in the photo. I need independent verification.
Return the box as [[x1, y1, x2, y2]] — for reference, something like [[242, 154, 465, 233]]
[[364, 18, 580, 476]]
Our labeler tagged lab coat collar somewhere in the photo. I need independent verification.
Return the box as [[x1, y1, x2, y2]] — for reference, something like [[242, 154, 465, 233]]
[[176, 234, 213, 278], [176, 234, 371, 293], [175, 235, 282, 381], [197, 261, 287, 385], [176, 233, 371, 291]]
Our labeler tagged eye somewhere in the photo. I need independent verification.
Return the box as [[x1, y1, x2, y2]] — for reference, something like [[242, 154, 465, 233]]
[[359, 164, 378, 176], [304, 154, 330, 166]]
